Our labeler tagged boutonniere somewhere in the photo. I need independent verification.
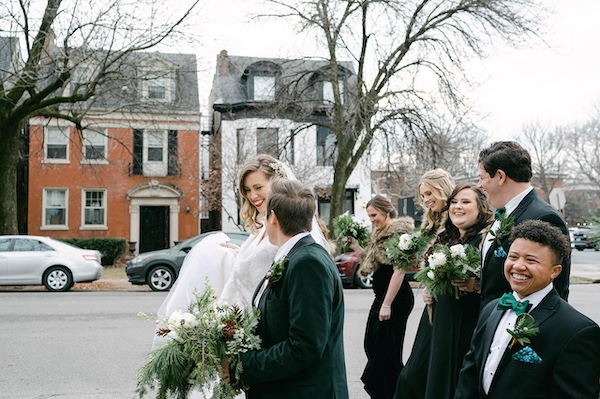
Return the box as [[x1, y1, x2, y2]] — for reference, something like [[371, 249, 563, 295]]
[[507, 313, 539, 349], [488, 212, 515, 246], [267, 258, 288, 286]]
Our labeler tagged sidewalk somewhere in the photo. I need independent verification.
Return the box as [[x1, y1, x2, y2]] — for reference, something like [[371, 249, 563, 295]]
[[2, 263, 598, 292]]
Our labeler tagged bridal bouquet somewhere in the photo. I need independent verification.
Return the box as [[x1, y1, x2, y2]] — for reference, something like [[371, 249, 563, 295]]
[[332, 211, 370, 252], [385, 229, 432, 271], [414, 243, 482, 300], [136, 284, 262, 399]]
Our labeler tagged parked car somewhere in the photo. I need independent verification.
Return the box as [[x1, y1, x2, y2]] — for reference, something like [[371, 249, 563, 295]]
[[572, 226, 600, 251], [0, 235, 103, 292], [126, 231, 249, 291], [334, 251, 421, 289]]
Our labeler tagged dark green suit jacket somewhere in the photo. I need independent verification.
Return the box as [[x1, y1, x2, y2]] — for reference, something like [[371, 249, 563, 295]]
[[240, 235, 349, 399]]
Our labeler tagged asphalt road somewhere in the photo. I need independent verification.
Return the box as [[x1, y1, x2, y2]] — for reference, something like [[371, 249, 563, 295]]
[[0, 249, 598, 399]]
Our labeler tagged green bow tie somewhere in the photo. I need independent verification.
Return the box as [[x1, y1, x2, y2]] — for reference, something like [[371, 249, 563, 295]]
[[494, 207, 506, 220], [497, 293, 530, 316]]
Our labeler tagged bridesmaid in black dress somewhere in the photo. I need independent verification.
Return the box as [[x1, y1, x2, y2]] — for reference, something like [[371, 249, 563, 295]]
[[347, 195, 415, 399], [394, 168, 455, 399], [423, 183, 492, 399]]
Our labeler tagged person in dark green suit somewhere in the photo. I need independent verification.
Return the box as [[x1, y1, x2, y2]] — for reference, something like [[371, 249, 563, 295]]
[[231, 179, 349, 399]]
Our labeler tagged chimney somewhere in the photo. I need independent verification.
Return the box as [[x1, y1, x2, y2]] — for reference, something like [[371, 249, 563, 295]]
[[218, 50, 229, 76]]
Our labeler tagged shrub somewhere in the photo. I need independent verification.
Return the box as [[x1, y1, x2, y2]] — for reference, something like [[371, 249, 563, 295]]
[[60, 238, 127, 266]]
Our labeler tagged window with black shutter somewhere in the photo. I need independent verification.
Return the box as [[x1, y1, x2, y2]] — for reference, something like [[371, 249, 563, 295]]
[[132, 129, 143, 174], [167, 130, 178, 175]]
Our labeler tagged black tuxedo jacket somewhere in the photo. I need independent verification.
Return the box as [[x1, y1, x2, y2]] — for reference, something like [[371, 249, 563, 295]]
[[480, 190, 570, 305], [239, 235, 349, 399], [454, 289, 600, 399]]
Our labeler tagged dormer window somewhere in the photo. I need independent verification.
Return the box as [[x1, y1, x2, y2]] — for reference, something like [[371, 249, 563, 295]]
[[148, 74, 167, 100], [310, 66, 350, 107], [139, 57, 177, 103], [253, 75, 275, 101], [323, 80, 345, 105], [243, 61, 280, 102]]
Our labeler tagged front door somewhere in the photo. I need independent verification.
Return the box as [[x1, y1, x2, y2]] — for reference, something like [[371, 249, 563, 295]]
[[139, 206, 169, 253]]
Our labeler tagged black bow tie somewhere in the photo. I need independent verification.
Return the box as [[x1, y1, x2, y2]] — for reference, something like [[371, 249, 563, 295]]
[[494, 207, 506, 220]]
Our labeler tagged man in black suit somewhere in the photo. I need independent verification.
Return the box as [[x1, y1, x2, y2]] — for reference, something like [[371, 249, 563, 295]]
[[231, 179, 349, 399], [476, 141, 570, 305], [455, 220, 600, 399]]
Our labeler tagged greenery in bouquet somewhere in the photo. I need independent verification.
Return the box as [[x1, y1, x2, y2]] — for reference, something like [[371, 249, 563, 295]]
[[332, 211, 370, 253], [414, 243, 482, 300], [384, 229, 432, 271], [136, 283, 262, 399]]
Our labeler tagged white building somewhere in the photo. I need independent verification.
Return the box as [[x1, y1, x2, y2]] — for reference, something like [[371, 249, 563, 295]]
[[205, 50, 371, 232]]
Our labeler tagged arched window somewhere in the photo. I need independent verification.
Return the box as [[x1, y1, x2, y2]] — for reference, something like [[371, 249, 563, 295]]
[[242, 61, 281, 101]]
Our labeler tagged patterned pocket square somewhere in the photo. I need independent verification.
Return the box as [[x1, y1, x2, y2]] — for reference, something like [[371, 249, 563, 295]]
[[512, 345, 542, 364], [494, 246, 507, 258]]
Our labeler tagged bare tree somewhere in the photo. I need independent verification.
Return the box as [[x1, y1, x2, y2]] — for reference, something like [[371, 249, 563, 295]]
[[521, 121, 566, 201], [260, 0, 544, 231], [0, 0, 199, 234], [565, 110, 600, 190]]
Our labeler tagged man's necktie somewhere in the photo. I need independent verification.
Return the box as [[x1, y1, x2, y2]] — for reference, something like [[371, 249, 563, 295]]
[[494, 207, 506, 220], [497, 293, 529, 315]]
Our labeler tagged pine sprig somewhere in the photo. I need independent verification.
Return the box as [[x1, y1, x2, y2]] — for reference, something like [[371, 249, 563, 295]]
[[507, 313, 539, 349]]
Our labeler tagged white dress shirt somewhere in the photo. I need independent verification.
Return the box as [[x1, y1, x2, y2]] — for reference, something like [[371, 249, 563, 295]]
[[253, 232, 310, 308], [482, 283, 553, 393], [481, 186, 534, 263]]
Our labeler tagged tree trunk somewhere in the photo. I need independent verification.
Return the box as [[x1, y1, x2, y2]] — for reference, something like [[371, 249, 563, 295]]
[[328, 162, 350, 235], [0, 123, 20, 234]]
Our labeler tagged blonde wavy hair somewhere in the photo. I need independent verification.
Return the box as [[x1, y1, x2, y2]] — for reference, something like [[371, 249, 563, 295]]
[[418, 168, 455, 232], [238, 154, 280, 234]]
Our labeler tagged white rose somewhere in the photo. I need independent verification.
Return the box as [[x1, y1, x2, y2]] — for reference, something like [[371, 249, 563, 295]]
[[168, 310, 197, 329], [450, 244, 467, 259], [398, 234, 412, 251], [428, 252, 447, 268], [427, 270, 435, 280]]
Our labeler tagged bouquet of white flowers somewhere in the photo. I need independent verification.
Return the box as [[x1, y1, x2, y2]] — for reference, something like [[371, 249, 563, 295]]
[[332, 211, 370, 252], [384, 229, 433, 271], [414, 243, 481, 300], [136, 283, 261, 399]]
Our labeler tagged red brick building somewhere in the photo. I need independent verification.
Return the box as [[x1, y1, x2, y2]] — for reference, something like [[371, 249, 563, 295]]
[[26, 52, 201, 255]]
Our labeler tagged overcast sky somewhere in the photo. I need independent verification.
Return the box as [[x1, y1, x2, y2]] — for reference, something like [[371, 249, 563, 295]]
[[181, 0, 600, 142]]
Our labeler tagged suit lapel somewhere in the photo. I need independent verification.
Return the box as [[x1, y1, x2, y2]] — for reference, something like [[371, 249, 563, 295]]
[[509, 190, 536, 223], [480, 306, 505, 384]]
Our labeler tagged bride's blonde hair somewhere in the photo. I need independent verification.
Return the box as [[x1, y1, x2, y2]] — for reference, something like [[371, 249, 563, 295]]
[[238, 154, 280, 234]]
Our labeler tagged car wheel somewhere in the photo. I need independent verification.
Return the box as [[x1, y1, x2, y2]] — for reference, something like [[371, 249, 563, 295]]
[[577, 247, 584, 251], [43, 267, 73, 292], [354, 269, 373, 289], [148, 266, 175, 291]]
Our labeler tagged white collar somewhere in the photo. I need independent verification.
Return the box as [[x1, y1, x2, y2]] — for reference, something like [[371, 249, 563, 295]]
[[504, 186, 534, 216], [274, 232, 310, 262], [512, 282, 553, 311]]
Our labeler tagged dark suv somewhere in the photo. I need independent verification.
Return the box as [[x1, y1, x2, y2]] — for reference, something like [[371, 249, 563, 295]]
[[572, 226, 600, 251]]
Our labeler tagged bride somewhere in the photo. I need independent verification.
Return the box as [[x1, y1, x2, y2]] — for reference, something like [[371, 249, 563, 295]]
[[152, 154, 330, 397]]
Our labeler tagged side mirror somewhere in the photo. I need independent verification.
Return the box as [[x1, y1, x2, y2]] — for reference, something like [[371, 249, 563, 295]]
[[182, 246, 192, 253]]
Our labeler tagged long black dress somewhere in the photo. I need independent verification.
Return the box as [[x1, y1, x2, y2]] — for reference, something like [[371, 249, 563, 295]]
[[394, 235, 482, 399], [362, 263, 414, 399]]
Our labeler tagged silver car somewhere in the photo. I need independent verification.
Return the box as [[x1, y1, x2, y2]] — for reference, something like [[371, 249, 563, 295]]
[[0, 235, 103, 292]]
